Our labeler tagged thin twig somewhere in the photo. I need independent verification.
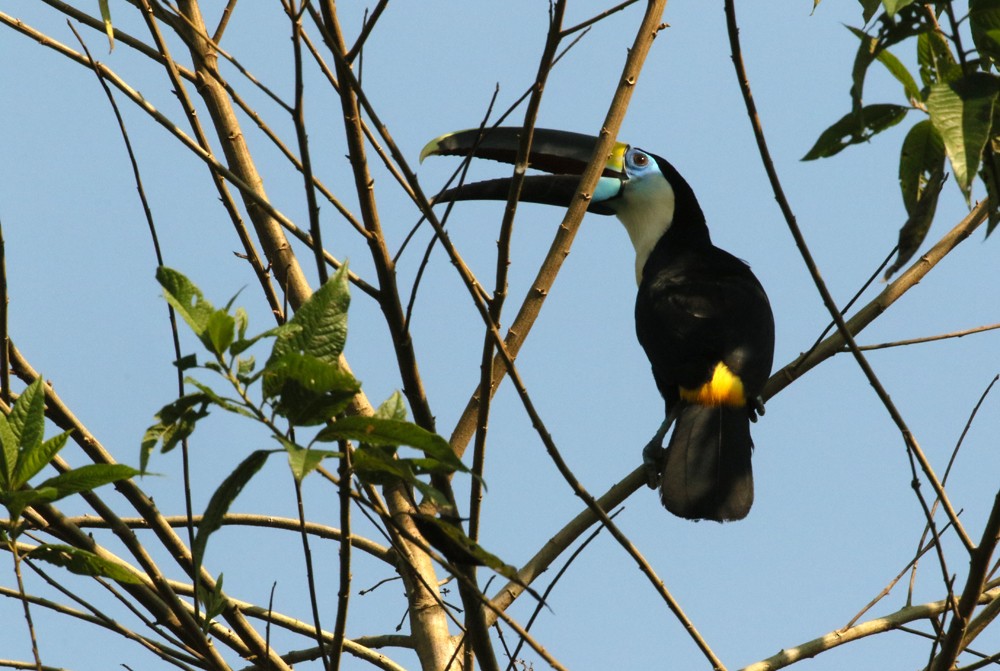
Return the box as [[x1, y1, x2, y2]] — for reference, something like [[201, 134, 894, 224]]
[[929, 491, 1000, 670], [66, 18, 202, 611], [561, 0, 640, 36], [854, 323, 1000, 351], [212, 0, 238, 43]]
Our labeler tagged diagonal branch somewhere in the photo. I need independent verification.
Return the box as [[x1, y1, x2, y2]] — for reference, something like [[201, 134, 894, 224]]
[[740, 584, 1000, 671]]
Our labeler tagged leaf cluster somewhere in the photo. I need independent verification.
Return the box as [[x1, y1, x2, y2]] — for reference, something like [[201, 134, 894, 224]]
[[0, 378, 140, 583], [808, 0, 1000, 276], [0, 379, 137, 530], [142, 266, 471, 564]]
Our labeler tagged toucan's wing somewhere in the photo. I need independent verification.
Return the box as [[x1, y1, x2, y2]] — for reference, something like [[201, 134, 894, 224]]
[[636, 249, 773, 396]]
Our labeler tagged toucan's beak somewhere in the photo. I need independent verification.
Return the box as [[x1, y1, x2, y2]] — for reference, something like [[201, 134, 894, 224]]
[[420, 127, 628, 216]]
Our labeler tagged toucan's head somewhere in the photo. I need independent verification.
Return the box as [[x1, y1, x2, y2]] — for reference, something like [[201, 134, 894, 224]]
[[420, 127, 706, 283]]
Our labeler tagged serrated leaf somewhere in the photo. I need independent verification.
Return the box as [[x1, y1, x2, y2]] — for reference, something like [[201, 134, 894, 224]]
[[13, 431, 71, 490], [193, 450, 271, 568], [263, 352, 360, 425], [36, 463, 139, 500], [29, 544, 143, 584], [9, 378, 46, 451], [375, 391, 408, 421], [0, 413, 17, 488], [156, 267, 215, 339], [317, 417, 466, 473], [264, 353, 360, 396], [927, 73, 1000, 200], [803, 104, 909, 160], [267, 264, 350, 370]]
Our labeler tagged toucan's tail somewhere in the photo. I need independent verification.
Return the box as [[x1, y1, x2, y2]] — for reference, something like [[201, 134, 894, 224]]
[[660, 404, 754, 522]]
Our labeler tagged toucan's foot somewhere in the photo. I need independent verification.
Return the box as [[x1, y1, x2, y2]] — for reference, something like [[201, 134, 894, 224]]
[[748, 396, 766, 423], [642, 440, 666, 489]]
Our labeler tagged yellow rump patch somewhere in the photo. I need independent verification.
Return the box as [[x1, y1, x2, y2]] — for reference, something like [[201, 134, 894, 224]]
[[679, 362, 746, 407]]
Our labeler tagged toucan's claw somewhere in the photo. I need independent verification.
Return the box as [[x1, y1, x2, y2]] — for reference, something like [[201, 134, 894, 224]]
[[748, 396, 766, 423], [642, 440, 666, 489], [641, 412, 675, 489]]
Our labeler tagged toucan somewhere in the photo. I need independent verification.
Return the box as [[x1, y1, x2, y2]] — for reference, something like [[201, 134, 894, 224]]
[[421, 128, 774, 522]]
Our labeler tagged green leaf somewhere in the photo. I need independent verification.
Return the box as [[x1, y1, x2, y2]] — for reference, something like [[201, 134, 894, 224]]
[[282, 439, 340, 481], [230, 323, 295, 357], [874, 43, 921, 103], [849, 26, 880, 114], [881, 0, 917, 16], [803, 104, 909, 160], [264, 352, 360, 425], [859, 0, 881, 23], [193, 450, 271, 568], [142, 394, 211, 471], [981, 124, 1000, 235], [899, 119, 946, 213], [0, 413, 17, 489], [970, 0, 1000, 67], [157, 267, 216, 339], [847, 25, 920, 111], [174, 354, 199, 371], [28, 544, 143, 584], [352, 444, 413, 484], [317, 417, 466, 473], [375, 391, 408, 421], [918, 31, 961, 87], [266, 264, 350, 372], [99, 0, 114, 52], [927, 73, 1000, 200], [9, 378, 46, 451], [12, 431, 71, 490], [410, 513, 517, 576], [886, 170, 946, 280], [36, 463, 139, 500], [196, 572, 227, 633], [204, 310, 236, 357], [0, 488, 60, 521], [183, 379, 256, 419]]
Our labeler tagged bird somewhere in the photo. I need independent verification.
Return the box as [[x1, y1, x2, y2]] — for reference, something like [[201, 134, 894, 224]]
[[421, 128, 774, 521]]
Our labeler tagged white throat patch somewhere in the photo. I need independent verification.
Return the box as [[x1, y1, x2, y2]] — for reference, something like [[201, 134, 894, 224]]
[[615, 177, 675, 284]]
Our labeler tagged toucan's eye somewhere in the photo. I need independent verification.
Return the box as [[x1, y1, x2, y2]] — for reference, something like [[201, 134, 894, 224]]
[[626, 148, 652, 171]]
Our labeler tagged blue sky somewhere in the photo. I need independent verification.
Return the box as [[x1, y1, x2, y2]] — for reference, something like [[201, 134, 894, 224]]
[[1, 2, 998, 670]]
